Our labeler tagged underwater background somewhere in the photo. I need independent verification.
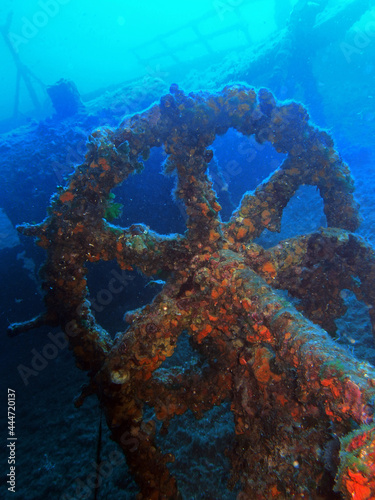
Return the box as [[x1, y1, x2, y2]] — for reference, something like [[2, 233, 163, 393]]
[[1, 0, 375, 498]]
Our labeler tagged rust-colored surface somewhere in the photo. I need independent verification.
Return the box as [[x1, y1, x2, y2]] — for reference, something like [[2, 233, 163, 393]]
[[9, 84, 375, 499]]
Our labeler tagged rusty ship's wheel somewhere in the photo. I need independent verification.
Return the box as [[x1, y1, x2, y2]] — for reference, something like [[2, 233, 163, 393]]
[[9, 84, 375, 499]]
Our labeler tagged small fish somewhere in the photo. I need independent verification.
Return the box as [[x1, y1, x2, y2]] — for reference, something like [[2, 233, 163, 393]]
[[145, 279, 166, 288]]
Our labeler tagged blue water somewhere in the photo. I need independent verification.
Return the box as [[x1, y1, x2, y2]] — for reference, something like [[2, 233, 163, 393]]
[[1, 1, 375, 498]]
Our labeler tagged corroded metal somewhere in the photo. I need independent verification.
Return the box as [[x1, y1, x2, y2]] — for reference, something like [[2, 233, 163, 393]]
[[9, 84, 375, 499]]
